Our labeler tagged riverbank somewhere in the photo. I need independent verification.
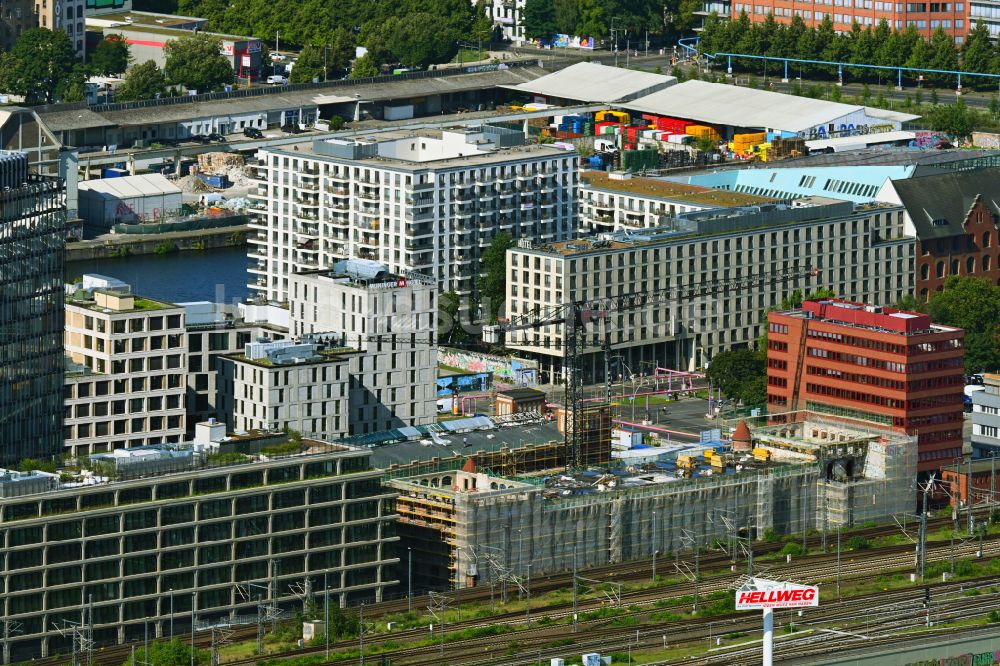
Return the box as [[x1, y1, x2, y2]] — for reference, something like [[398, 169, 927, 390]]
[[66, 224, 248, 262]]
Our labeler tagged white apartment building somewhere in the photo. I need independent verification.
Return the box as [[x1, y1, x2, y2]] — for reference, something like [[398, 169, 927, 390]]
[[247, 127, 577, 303], [218, 340, 353, 441], [483, 0, 526, 42], [580, 171, 776, 233], [289, 260, 438, 434], [63, 276, 186, 457], [504, 198, 916, 383]]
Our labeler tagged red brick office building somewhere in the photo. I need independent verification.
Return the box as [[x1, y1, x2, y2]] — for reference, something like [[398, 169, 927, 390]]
[[766, 298, 964, 473]]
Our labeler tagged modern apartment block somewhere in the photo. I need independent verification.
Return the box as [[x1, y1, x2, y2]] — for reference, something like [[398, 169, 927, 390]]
[[972, 373, 1000, 458], [0, 436, 398, 661], [504, 197, 914, 384], [580, 171, 775, 233], [218, 340, 355, 441], [290, 260, 438, 434], [482, 0, 526, 43], [35, 0, 87, 55], [182, 301, 288, 432], [0, 150, 66, 466], [721, 0, 968, 42], [0, 0, 34, 50], [63, 277, 187, 457], [766, 298, 964, 472], [247, 128, 577, 303]]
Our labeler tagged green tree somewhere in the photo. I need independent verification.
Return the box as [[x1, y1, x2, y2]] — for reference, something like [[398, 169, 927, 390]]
[[383, 13, 458, 68], [59, 65, 89, 102], [471, 0, 495, 46], [438, 291, 470, 345], [116, 61, 168, 101], [0, 28, 78, 104], [925, 276, 1000, 372], [927, 27, 959, 84], [289, 45, 328, 83], [705, 349, 767, 406], [928, 98, 974, 138], [349, 53, 379, 79], [164, 33, 233, 92], [893, 293, 920, 311], [962, 21, 993, 82], [523, 0, 557, 39], [90, 36, 131, 76], [477, 232, 513, 323], [122, 639, 209, 666]]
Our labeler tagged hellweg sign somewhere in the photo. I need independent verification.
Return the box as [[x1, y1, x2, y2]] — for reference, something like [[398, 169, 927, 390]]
[[736, 580, 819, 610]]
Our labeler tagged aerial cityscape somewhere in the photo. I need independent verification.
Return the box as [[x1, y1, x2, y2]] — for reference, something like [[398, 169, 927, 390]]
[[4, 0, 1000, 664]]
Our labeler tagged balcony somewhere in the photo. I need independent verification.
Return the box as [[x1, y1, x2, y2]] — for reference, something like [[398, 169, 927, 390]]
[[406, 210, 435, 222], [326, 185, 349, 196], [295, 222, 319, 238], [358, 218, 381, 231], [412, 181, 435, 191], [357, 247, 379, 260], [406, 238, 434, 250], [294, 180, 319, 192], [357, 188, 380, 202], [357, 234, 380, 248], [248, 262, 267, 275]]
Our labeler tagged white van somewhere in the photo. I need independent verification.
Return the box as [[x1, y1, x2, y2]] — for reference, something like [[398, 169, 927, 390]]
[[266, 75, 288, 85]]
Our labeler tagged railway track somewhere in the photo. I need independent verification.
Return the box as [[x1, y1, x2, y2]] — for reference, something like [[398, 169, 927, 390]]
[[43, 510, 998, 666]]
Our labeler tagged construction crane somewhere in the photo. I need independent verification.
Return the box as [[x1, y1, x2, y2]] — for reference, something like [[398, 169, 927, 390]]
[[484, 262, 821, 471]]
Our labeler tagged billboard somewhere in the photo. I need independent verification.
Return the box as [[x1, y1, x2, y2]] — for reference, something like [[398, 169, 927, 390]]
[[735, 578, 818, 610]]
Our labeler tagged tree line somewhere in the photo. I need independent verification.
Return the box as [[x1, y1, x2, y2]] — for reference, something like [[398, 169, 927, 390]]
[[699, 13, 1000, 88], [134, 0, 494, 71], [522, 0, 702, 40]]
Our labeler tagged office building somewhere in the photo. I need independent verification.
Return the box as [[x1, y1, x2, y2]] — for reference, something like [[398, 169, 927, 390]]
[[580, 171, 775, 233], [63, 276, 187, 457], [0, 150, 66, 466], [766, 298, 964, 473], [218, 339, 354, 441], [289, 260, 438, 434], [0, 432, 398, 661], [248, 128, 577, 302], [35, 0, 87, 55], [504, 197, 914, 383], [717, 0, 967, 42], [971, 373, 1000, 458]]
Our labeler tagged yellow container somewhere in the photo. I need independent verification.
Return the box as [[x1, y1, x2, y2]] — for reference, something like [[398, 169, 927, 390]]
[[752, 447, 771, 461]]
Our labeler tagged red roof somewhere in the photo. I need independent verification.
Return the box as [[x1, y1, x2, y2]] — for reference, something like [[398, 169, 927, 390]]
[[733, 420, 752, 442], [461, 458, 477, 473]]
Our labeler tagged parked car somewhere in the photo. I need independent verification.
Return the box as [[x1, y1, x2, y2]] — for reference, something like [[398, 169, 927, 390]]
[[207, 133, 226, 143], [243, 127, 263, 139], [190, 134, 212, 144], [266, 75, 289, 85], [281, 124, 304, 134]]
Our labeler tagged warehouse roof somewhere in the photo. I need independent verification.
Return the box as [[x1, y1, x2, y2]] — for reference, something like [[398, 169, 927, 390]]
[[804, 130, 916, 152], [38, 66, 548, 131], [582, 170, 775, 207], [624, 80, 920, 133], [78, 172, 182, 198], [504, 62, 676, 103], [890, 167, 1000, 240]]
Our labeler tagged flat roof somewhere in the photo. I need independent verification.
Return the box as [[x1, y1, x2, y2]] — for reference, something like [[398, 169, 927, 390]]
[[504, 62, 676, 103], [281, 130, 571, 170], [86, 10, 206, 28], [625, 80, 919, 133], [78, 172, 181, 198], [582, 171, 775, 207], [67, 294, 179, 313], [805, 130, 916, 152], [371, 420, 564, 468], [44, 66, 548, 130]]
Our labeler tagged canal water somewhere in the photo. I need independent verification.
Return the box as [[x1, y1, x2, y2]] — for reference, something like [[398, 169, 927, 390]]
[[67, 246, 250, 304]]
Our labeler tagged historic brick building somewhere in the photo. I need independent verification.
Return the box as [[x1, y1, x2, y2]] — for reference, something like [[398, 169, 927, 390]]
[[766, 299, 965, 474], [883, 167, 1000, 300]]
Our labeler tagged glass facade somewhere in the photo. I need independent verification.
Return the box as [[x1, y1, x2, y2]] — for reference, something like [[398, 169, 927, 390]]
[[0, 155, 66, 467]]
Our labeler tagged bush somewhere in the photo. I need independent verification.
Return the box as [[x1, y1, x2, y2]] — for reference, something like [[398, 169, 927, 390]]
[[845, 536, 871, 551], [781, 542, 805, 557], [153, 242, 177, 255], [989, 610, 1000, 623]]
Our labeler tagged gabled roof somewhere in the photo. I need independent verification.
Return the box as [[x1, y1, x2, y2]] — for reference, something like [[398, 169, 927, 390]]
[[891, 167, 1000, 240]]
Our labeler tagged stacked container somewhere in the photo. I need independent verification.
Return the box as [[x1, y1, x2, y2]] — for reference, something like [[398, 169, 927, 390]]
[[685, 125, 722, 142]]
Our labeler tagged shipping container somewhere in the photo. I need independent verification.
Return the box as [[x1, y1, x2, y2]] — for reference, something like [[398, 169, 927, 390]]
[[101, 167, 128, 178]]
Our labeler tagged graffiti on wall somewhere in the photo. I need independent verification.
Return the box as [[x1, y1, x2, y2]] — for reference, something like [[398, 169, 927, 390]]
[[973, 132, 1000, 149], [912, 130, 948, 147], [439, 348, 538, 385], [908, 650, 1000, 665]]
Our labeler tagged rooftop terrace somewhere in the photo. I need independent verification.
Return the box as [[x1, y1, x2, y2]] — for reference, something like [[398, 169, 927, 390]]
[[582, 171, 775, 208]]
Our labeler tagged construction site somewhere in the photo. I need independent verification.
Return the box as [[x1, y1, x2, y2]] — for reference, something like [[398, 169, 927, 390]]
[[385, 408, 916, 592]]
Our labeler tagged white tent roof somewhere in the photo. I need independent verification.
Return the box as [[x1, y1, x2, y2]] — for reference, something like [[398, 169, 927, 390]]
[[504, 62, 675, 103], [78, 172, 182, 199], [805, 130, 916, 152], [625, 80, 916, 133]]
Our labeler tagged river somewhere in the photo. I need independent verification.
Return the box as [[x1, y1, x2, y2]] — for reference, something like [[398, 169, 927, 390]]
[[67, 247, 250, 304]]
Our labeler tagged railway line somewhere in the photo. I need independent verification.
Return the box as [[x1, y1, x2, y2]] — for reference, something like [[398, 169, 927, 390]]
[[57, 511, 999, 666]]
